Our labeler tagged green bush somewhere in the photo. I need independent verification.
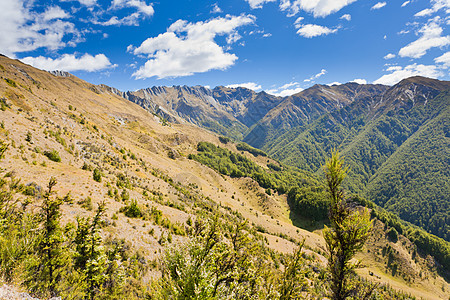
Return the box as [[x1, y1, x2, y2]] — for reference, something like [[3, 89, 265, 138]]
[[121, 200, 142, 218], [93, 168, 102, 182], [44, 150, 61, 162], [387, 227, 399, 243]]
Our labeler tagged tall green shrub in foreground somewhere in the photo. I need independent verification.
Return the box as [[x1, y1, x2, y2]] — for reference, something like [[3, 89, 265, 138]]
[[323, 151, 374, 300], [26, 178, 69, 297]]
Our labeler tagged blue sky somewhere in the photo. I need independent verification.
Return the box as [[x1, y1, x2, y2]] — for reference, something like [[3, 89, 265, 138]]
[[1, 0, 449, 95]]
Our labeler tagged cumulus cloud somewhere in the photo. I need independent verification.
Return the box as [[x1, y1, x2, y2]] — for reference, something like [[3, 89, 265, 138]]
[[296, 24, 338, 38], [20, 53, 116, 72], [371, 2, 386, 10], [226, 82, 262, 91], [435, 51, 450, 68], [211, 3, 222, 13], [384, 53, 396, 59], [304, 69, 327, 81], [43, 6, 70, 21], [340, 14, 351, 21], [280, 0, 358, 17], [0, 0, 80, 57], [374, 63, 444, 85], [351, 78, 367, 84], [131, 15, 255, 79], [112, 0, 154, 16], [246, 0, 276, 9], [399, 18, 450, 58]]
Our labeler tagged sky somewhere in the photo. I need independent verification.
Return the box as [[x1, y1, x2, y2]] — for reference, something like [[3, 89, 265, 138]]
[[0, 0, 449, 96]]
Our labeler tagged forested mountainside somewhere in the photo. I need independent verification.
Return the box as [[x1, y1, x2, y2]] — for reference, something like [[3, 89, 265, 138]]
[[264, 77, 450, 241], [119, 76, 449, 242], [1, 55, 449, 299]]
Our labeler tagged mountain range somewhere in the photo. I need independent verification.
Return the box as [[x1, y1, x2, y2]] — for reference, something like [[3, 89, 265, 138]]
[[110, 76, 450, 241]]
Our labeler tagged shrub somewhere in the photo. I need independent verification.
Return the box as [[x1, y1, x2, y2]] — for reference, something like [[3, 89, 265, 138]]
[[93, 168, 102, 182], [44, 150, 61, 162], [121, 200, 142, 218], [387, 227, 399, 243]]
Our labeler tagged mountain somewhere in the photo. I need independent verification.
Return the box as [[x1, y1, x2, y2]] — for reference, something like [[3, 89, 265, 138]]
[[104, 75, 449, 241], [265, 76, 450, 240], [244, 82, 389, 148], [105, 85, 282, 140]]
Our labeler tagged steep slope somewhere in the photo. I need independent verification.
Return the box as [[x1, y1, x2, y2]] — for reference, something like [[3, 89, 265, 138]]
[[243, 82, 388, 148], [112, 85, 282, 140], [265, 77, 450, 240], [365, 90, 450, 241]]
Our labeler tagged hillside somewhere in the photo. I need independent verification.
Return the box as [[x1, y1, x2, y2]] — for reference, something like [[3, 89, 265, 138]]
[[0, 55, 449, 299], [264, 77, 450, 241]]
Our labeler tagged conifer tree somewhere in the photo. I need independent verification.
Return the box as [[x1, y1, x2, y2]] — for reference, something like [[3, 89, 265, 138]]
[[323, 151, 373, 300], [74, 201, 109, 300], [28, 177, 68, 297]]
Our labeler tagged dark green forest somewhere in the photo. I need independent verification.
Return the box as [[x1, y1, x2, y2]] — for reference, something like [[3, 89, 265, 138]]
[[261, 89, 450, 241]]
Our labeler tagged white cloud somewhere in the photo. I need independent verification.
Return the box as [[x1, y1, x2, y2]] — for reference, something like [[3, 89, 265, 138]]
[[266, 81, 304, 96], [327, 81, 342, 86], [94, 13, 141, 26], [132, 15, 255, 79], [280, 0, 358, 17], [351, 78, 367, 84], [211, 3, 222, 13], [0, 0, 80, 57], [340, 14, 351, 21], [415, 9, 434, 17], [267, 87, 304, 97], [384, 53, 396, 59], [246, 0, 276, 9], [304, 69, 327, 81], [371, 2, 386, 10], [415, 0, 450, 17], [20, 53, 116, 72], [112, 0, 154, 16], [43, 6, 70, 21], [226, 82, 262, 91], [61, 0, 97, 6], [435, 51, 450, 68], [401, 1, 410, 7], [374, 63, 444, 85], [296, 24, 338, 38], [280, 82, 299, 89], [399, 18, 450, 58]]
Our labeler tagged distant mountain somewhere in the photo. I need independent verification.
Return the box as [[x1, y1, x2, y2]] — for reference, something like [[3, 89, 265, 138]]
[[244, 82, 388, 148], [102, 85, 282, 140]]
